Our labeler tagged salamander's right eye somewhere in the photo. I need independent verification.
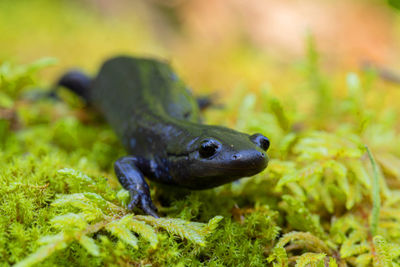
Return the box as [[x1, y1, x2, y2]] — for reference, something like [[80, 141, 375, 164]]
[[250, 133, 270, 151], [199, 139, 221, 158]]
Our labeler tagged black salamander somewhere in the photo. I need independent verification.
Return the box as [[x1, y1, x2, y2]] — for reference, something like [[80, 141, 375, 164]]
[[57, 56, 270, 217]]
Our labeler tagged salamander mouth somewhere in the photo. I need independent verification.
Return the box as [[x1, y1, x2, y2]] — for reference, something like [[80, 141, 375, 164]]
[[212, 150, 269, 172], [223, 161, 268, 176], [183, 167, 266, 189], [206, 163, 268, 172]]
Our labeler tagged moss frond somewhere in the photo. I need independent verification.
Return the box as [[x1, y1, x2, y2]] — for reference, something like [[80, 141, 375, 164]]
[[268, 231, 335, 266], [281, 195, 326, 238], [366, 145, 381, 237], [294, 252, 326, 267], [106, 218, 140, 249], [135, 215, 223, 246], [373, 236, 400, 266], [15, 175, 223, 266], [14, 233, 68, 267], [126, 217, 159, 249]]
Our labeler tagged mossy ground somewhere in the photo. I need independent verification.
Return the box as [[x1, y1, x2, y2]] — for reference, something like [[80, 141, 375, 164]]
[[2, 1, 400, 266]]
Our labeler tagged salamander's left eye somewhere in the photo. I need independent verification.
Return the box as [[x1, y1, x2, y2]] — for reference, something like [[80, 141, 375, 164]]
[[199, 139, 221, 158]]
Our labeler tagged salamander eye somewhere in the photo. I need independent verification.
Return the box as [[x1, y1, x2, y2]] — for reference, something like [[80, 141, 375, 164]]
[[199, 139, 221, 158], [250, 133, 270, 151]]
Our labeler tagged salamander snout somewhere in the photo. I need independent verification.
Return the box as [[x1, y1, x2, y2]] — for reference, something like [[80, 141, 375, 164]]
[[230, 149, 268, 173], [232, 151, 266, 161], [249, 133, 270, 151]]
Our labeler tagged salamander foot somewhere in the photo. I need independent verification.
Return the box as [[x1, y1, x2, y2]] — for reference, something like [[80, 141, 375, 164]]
[[127, 189, 159, 218]]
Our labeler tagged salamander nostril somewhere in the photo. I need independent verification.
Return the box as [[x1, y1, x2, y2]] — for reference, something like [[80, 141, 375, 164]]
[[232, 154, 241, 160]]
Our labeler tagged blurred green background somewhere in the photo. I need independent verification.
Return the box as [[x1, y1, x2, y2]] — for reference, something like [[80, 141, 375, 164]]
[[2, 0, 400, 97]]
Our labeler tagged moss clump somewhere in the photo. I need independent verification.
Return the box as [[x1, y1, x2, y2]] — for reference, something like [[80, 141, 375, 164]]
[[2, 42, 400, 266]]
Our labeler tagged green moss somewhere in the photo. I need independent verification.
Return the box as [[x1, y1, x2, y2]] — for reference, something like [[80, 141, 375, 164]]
[[2, 42, 400, 266]]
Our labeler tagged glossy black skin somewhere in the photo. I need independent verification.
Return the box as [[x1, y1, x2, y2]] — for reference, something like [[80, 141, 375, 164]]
[[58, 56, 270, 217]]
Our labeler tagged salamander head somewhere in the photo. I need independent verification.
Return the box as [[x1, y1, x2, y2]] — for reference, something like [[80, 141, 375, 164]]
[[170, 126, 270, 189]]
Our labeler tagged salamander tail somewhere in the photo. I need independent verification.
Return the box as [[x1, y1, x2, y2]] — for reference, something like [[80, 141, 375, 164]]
[[57, 70, 92, 102]]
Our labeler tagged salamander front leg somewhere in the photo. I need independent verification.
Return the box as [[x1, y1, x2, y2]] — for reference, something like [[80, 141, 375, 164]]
[[114, 156, 159, 218]]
